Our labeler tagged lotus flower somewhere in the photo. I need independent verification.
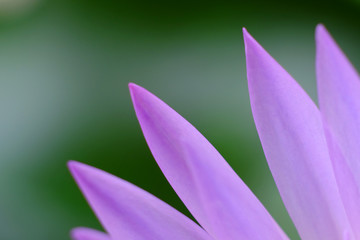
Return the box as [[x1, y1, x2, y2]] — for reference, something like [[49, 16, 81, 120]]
[[68, 24, 360, 240]]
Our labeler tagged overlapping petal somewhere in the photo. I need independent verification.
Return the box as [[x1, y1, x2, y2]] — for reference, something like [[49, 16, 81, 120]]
[[243, 28, 352, 239], [316, 25, 360, 188], [68, 24, 360, 240], [68, 161, 212, 240], [71, 227, 110, 240], [323, 123, 360, 239], [129, 83, 287, 240], [315, 24, 360, 238]]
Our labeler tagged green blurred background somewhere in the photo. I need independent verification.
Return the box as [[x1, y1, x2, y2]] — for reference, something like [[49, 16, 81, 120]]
[[1, 0, 359, 239]]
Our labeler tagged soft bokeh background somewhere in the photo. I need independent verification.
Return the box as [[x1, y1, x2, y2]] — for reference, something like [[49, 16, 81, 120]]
[[1, 0, 360, 239]]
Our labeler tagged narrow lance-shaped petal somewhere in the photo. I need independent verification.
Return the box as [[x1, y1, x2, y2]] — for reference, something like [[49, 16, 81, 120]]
[[68, 161, 212, 240], [244, 28, 352, 239], [316, 25, 360, 188], [71, 227, 110, 240], [129, 83, 287, 240], [316, 26, 360, 237]]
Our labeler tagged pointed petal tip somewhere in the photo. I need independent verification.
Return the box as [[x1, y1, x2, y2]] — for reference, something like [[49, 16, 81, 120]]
[[316, 23, 326, 33], [242, 27, 248, 35], [315, 24, 332, 44], [68, 160, 80, 175], [242, 28, 273, 87], [242, 28, 256, 48], [128, 82, 141, 99], [67, 161, 101, 187], [67, 160, 86, 176], [128, 82, 140, 92], [67, 160, 78, 168], [242, 28, 265, 60], [128, 82, 152, 108]]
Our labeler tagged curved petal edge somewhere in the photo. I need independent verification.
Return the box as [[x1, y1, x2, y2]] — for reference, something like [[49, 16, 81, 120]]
[[243, 28, 353, 240], [68, 161, 212, 240], [129, 83, 287, 240]]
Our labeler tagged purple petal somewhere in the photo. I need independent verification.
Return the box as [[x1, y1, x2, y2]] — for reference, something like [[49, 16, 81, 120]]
[[316, 25, 360, 188], [68, 161, 211, 240], [316, 25, 360, 237], [243, 28, 352, 239], [70, 227, 109, 240], [129, 83, 287, 240], [323, 123, 360, 238]]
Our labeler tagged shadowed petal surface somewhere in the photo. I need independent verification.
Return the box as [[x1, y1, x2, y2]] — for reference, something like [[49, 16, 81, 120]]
[[68, 161, 212, 240], [244, 29, 352, 240], [129, 83, 287, 240], [316, 25, 360, 188], [71, 227, 110, 240]]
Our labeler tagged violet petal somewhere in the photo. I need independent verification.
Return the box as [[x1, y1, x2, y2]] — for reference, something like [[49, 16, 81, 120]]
[[244, 28, 352, 239], [68, 161, 212, 240], [316, 25, 360, 188], [129, 83, 287, 240]]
